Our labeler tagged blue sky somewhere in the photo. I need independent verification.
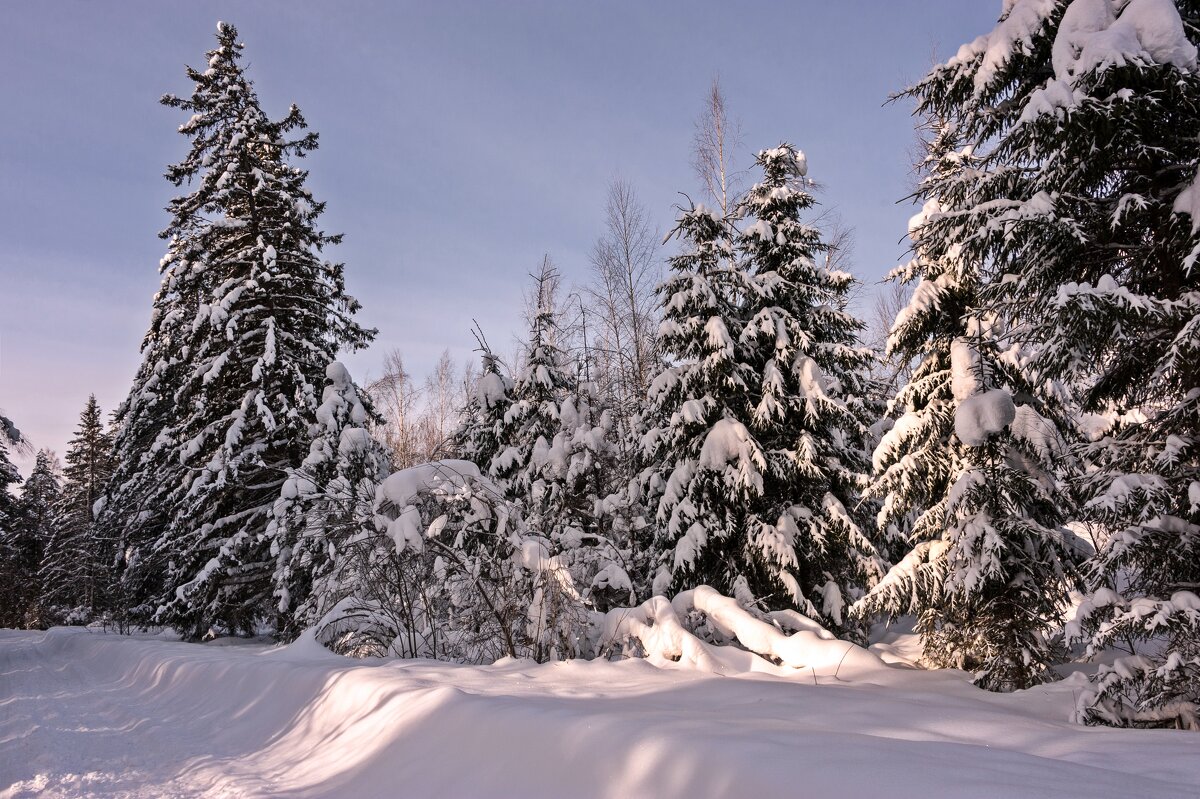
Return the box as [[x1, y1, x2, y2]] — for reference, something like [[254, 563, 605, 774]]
[[1, 1, 999, 470]]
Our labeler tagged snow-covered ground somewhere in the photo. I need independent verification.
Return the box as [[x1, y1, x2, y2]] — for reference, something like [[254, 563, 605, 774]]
[[1, 627, 1197, 799]]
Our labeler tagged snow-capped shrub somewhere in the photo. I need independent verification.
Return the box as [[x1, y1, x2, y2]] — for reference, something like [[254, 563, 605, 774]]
[[312, 460, 592, 663]]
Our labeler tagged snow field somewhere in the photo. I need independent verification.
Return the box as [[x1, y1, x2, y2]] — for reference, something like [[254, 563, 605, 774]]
[[2, 628, 1198, 799]]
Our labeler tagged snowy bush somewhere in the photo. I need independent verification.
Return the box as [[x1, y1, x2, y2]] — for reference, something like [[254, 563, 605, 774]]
[[311, 460, 593, 663], [1070, 589, 1200, 730]]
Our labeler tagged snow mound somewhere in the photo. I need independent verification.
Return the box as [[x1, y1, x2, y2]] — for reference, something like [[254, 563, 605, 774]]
[[596, 586, 885, 679], [376, 459, 504, 508], [1173, 166, 1200, 232], [950, 339, 981, 402], [696, 417, 766, 494], [1053, 0, 1196, 78], [955, 388, 1017, 447]]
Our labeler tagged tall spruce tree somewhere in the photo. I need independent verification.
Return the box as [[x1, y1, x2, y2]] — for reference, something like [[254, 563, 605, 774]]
[[102, 22, 374, 638], [735, 145, 882, 628], [40, 396, 116, 623], [643, 146, 882, 633], [642, 200, 760, 608], [899, 0, 1200, 718], [3, 450, 61, 627]]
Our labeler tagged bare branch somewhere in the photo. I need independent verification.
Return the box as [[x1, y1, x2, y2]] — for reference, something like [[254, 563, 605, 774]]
[[691, 76, 745, 216]]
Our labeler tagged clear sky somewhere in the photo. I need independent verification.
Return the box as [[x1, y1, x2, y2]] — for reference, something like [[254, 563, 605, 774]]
[[1, 1, 1000, 472]]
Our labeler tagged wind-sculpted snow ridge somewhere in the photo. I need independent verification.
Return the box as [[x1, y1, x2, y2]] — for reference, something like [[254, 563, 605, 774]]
[[4, 627, 1200, 799]]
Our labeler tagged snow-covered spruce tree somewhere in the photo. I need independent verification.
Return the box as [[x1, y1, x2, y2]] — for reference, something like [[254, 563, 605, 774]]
[[734, 145, 882, 629], [493, 263, 598, 549], [40, 396, 115, 623], [456, 344, 515, 476], [1, 450, 61, 627], [492, 265, 575, 499], [853, 202, 1080, 690], [902, 0, 1200, 717], [269, 361, 390, 639], [642, 201, 759, 609], [103, 22, 374, 638], [489, 265, 618, 648], [858, 249, 969, 564], [0, 415, 26, 627], [643, 148, 882, 634]]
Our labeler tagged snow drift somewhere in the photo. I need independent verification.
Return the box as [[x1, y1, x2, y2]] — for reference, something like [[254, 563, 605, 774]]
[[3, 627, 1199, 798]]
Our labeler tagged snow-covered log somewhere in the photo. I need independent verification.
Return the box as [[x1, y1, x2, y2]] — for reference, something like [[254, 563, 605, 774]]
[[595, 585, 884, 678]]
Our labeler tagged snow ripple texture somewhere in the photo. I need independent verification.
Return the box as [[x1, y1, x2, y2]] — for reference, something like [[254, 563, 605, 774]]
[[2, 627, 1199, 798]]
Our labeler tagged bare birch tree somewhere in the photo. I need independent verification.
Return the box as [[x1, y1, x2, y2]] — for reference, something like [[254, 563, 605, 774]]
[[691, 77, 744, 216], [368, 349, 469, 468], [367, 350, 423, 469], [584, 180, 661, 415], [863, 280, 914, 402], [419, 350, 467, 461]]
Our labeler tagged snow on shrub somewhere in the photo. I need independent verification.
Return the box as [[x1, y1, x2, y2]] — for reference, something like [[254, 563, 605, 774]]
[[312, 459, 592, 663]]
